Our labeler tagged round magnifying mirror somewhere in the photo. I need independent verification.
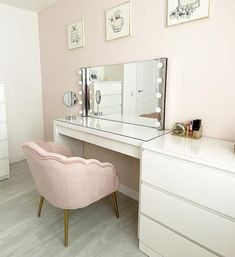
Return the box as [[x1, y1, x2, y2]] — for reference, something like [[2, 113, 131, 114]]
[[63, 91, 78, 120], [63, 91, 78, 107]]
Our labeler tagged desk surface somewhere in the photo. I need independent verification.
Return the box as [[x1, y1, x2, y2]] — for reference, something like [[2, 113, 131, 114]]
[[56, 117, 167, 142], [143, 134, 235, 173], [89, 114, 160, 128]]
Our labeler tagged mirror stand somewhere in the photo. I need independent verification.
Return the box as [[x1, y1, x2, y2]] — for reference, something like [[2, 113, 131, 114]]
[[63, 91, 78, 120]]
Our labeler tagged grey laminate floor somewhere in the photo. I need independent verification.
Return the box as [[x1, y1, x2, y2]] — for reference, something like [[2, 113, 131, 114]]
[[0, 160, 146, 257]]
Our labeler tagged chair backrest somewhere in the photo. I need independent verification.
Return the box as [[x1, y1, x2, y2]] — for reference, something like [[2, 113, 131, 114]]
[[23, 142, 118, 210], [36, 141, 74, 157]]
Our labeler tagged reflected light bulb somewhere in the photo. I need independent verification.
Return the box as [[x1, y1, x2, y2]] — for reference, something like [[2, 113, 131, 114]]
[[155, 107, 161, 113], [157, 78, 163, 84], [158, 62, 163, 69], [78, 81, 82, 85], [79, 91, 83, 95], [155, 121, 161, 127], [79, 100, 83, 105], [156, 92, 162, 98]]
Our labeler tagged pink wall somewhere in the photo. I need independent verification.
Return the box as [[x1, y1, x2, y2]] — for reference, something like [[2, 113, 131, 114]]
[[39, 0, 235, 141], [39, 0, 235, 192]]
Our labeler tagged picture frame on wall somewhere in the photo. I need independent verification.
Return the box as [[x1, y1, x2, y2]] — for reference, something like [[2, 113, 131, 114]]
[[167, 0, 210, 26], [67, 19, 85, 49], [106, 2, 132, 41]]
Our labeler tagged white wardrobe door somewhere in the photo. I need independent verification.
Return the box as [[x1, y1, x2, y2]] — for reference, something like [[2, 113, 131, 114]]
[[0, 141, 8, 159], [0, 86, 5, 102], [0, 122, 8, 140], [0, 158, 9, 178], [0, 103, 6, 121]]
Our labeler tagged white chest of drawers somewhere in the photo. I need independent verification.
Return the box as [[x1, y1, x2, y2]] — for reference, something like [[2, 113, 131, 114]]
[[139, 134, 235, 257], [0, 81, 9, 180]]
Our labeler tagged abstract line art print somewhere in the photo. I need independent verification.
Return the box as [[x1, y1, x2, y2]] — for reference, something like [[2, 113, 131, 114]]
[[106, 2, 132, 41]]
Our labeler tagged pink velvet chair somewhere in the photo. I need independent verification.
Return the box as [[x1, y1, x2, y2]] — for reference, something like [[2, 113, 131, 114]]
[[23, 141, 119, 247]]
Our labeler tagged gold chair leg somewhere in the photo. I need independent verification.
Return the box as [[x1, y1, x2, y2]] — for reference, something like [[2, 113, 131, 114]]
[[64, 210, 69, 247], [111, 192, 120, 218], [37, 196, 44, 217]]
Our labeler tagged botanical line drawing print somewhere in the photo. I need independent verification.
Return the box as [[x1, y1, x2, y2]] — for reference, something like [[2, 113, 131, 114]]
[[170, 0, 200, 20], [109, 10, 124, 33]]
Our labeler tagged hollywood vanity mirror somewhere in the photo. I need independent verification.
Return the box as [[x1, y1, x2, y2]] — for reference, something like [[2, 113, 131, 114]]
[[78, 58, 167, 129]]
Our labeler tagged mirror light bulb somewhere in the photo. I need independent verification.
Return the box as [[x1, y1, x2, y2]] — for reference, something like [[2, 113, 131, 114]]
[[78, 81, 82, 85], [156, 92, 162, 98], [78, 70, 82, 75], [155, 107, 161, 113], [79, 91, 83, 95], [80, 111, 83, 115], [79, 100, 83, 105], [157, 78, 163, 84], [158, 62, 163, 69], [155, 121, 161, 127]]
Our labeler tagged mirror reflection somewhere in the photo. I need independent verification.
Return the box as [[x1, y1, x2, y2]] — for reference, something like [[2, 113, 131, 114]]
[[87, 58, 167, 128], [63, 91, 78, 107]]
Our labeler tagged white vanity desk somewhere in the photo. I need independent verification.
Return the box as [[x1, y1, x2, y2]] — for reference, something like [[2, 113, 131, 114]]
[[54, 116, 167, 159], [54, 117, 235, 257]]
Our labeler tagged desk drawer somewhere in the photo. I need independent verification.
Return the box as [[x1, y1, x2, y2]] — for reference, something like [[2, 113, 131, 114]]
[[142, 150, 235, 218], [0, 122, 7, 140], [0, 140, 8, 159], [139, 215, 217, 257], [141, 184, 235, 257]]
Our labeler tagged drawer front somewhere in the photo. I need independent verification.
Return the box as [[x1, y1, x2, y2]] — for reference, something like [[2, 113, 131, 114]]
[[0, 158, 9, 179], [0, 140, 8, 159], [0, 122, 8, 140], [0, 86, 5, 102], [139, 215, 217, 257], [0, 103, 6, 121], [142, 150, 235, 218], [141, 184, 235, 257]]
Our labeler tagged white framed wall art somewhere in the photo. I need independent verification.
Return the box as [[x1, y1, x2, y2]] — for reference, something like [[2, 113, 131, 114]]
[[106, 2, 132, 41], [67, 19, 85, 49], [167, 0, 210, 26]]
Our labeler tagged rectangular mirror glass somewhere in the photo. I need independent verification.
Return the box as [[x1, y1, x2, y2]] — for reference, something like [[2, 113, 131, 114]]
[[83, 58, 167, 129]]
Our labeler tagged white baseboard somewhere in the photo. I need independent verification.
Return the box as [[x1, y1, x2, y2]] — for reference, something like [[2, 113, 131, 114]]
[[10, 155, 25, 164], [118, 184, 139, 201]]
